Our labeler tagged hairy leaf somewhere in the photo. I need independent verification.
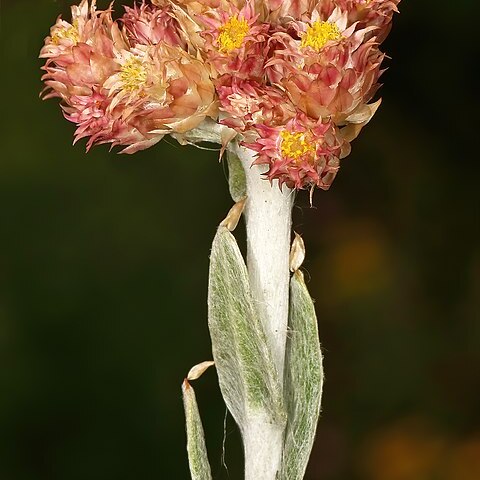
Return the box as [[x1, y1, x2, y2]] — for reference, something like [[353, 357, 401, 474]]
[[208, 226, 284, 430], [182, 380, 212, 480], [280, 270, 324, 480]]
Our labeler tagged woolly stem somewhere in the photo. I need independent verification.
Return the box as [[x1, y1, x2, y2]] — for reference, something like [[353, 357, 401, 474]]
[[234, 144, 294, 480]]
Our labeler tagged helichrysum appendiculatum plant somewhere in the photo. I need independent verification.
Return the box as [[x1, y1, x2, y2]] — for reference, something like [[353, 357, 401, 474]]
[[40, 1, 399, 478]]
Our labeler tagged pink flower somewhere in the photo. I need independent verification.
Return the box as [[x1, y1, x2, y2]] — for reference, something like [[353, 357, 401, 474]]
[[191, 0, 270, 79], [108, 42, 218, 141], [63, 89, 154, 152], [266, 6, 383, 123], [40, 1, 128, 100], [246, 113, 347, 190], [121, 1, 186, 48], [39, 0, 399, 190], [216, 75, 296, 136], [40, 0, 90, 58], [40, 1, 217, 154]]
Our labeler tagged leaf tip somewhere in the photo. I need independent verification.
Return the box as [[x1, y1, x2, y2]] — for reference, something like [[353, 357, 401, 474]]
[[290, 232, 306, 272], [220, 197, 247, 231], [182, 378, 191, 392], [187, 360, 215, 381]]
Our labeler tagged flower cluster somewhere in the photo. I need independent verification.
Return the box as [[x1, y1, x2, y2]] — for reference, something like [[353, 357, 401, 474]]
[[40, 0, 399, 189]]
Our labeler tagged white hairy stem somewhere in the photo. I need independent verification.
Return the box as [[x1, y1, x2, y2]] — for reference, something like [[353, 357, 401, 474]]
[[234, 144, 294, 480], [239, 146, 294, 377], [243, 414, 285, 480]]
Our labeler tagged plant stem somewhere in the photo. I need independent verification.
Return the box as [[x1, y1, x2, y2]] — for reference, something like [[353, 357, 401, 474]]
[[233, 144, 294, 480]]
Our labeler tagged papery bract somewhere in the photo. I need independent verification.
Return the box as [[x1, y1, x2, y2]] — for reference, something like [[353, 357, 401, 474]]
[[121, 0, 186, 48], [216, 75, 296, 136], [320, 0, 400, 42]]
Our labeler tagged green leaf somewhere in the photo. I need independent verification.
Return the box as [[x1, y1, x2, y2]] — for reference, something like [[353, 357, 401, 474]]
[[280, 270, 324, 480], [207, 226, 284, 428], [182, 379, 212, 480], [226, 150, 247, 202]]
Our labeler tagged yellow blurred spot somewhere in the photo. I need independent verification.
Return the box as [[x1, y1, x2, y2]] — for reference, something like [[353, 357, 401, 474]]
[[301, 21, 341, 51], [359, 418, 448, 480], [325, 221, 392, 301], [444, 437, 480, 480], [218, 16, 249, 53]]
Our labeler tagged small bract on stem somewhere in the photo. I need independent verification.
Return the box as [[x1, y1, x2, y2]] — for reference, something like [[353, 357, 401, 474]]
[[39, 1, 400, 479]]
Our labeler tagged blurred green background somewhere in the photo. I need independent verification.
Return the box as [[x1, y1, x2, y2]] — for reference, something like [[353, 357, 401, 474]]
[[1, 1, 478, 479]]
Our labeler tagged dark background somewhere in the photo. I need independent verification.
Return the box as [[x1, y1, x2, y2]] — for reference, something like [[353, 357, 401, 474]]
[[1, 1, 478, 479]]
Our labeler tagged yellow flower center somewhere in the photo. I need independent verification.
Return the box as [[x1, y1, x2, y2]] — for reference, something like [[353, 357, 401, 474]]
[[301, 21, 341, 51], [52, 23, 79, 45], [280, 130, 316, 161], [217, 16, 250, 53], [120, 57, 147, 92]]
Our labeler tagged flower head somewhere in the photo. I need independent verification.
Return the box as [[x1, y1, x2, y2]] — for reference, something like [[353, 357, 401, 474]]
[[40, 0, 399, 190], [121, 1, 186, 47], [174, 0, 268, 80], [40, 1, 217, 154], [246, 114, 347, 190], [266, 6, 384, 123], [216, 75, 295, 135]]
